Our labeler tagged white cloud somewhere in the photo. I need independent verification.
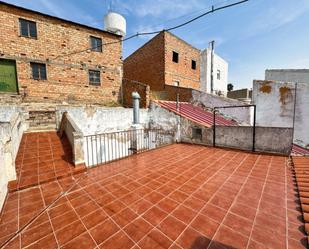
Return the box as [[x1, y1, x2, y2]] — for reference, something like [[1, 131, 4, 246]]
[[116, 0, 209, 18], [243, 0, 309, 38]]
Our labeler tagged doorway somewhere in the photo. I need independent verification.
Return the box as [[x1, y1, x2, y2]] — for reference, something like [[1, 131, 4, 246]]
[[0, 59, 18, 93]]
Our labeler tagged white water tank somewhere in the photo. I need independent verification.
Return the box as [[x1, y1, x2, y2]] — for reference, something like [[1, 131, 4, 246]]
[[104, 12, 126, 37]]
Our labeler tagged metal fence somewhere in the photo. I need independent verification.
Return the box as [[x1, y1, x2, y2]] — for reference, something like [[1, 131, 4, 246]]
[[84, 128, 175, 167]]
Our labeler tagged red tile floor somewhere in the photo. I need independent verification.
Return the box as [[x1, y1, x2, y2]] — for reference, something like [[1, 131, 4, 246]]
[[9, 132, 86, 191], [0, 140, 306, 248]]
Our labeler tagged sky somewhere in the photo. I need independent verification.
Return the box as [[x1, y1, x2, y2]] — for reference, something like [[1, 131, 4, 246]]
[[4, 0, 309, 89]]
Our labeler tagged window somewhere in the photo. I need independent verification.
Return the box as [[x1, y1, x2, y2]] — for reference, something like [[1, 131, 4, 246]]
[[90, 36, 102, 52], [89, 70, 101, 85], [31, 63, 46, 80], [173, 81, 180, 87], [191, 60, 196, 70], [192, 127, 202, 140], [217, 69, 221, 80], [19, 19, 37, 38], [172, 51, 179, 63]]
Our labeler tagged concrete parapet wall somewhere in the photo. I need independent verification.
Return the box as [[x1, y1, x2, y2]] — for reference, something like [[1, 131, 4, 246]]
[[0, 107, 26, 211]]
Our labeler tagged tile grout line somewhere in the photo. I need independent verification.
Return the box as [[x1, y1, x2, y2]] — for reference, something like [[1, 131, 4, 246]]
[[64, 195, 100, 248], [245, 155, 273, 248], [168, 150, 248, 249], [206, 154, 262, 248], [40, 132, 61, 249], [77, 146, 214, 248]]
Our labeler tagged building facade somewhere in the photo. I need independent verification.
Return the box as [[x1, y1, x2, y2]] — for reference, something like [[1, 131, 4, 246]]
[[200, 48, 228, 96], [0, 1, 122, 105], [265, 69, 309, 84], [124, 31, 228, 95]]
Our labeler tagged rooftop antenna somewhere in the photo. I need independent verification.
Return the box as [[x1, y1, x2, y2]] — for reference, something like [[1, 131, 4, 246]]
[[108, 0, 114, 12]]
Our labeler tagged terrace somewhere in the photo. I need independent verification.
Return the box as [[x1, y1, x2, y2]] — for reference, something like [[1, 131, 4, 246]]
[[0, 132, 306, 249]]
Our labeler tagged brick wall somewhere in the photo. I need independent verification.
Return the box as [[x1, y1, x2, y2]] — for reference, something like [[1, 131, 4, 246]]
[[122, 79, 150, 108], [123, 31, 201, 91], [163, 84, 193, 102], [164, 32, 200, 89], [0, 3, 122, 105], [123, 32, 165, 91]]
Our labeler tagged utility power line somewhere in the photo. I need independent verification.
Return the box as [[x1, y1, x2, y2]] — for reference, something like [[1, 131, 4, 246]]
[[51, 0, 249, 61]]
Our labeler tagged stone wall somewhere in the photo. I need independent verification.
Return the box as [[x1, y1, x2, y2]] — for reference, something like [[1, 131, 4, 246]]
[[0, 2, 122, 105], [122, 79, 150, 108]]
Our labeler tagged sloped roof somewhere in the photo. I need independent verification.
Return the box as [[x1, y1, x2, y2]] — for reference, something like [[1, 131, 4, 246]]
[[292, 144, 309, 156], [157, 101, 237, 127]]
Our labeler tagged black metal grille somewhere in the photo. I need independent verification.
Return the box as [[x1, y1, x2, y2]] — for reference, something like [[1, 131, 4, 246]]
[[84, 128, 175, 167]]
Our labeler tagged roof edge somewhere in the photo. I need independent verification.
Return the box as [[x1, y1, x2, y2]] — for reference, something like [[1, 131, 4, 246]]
[[0, 0, 122, 38]]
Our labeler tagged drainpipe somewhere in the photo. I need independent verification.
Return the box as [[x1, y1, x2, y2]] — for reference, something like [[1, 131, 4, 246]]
[[290, 83, 298, 154], [132, 92, 140, 125], [131, 92, 140, 154]]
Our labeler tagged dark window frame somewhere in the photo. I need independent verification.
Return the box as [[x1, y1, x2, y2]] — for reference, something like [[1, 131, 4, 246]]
[[19, 18, 37, 39], [191, 60, 196, 70], [192, 127, 202, 140], [30, 62, 47, 80], [89, 70, 101, 85], [217, 69, 221, 80], [172, 51, 179, 63], [90, 36, 103, 52]]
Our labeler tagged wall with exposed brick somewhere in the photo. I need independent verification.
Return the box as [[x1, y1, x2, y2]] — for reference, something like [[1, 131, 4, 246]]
[[123, 32, 165, 91], [164, 32, 200, 89], [162, 85, 193, 102], [123, 31, 201, 92], [0, 3, 122, 105], [122, 79, 150, 108]]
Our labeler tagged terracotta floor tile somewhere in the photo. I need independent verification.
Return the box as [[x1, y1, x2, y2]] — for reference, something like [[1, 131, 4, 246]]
[[112, 208, 138, 228], [129, 199, 153, 215], [171, 205, 197, 225], [55, 220, 86, 246], [223, 212, 254, 237], [142, 206, 168, 226], [21, 220, 53, 248], [62, 232, 96, 249], [200, 203, 227, 223], [250, 224, 286, 249], [138, 228, 173, 249], [157, 198, 179, 213], [0, 142, 304, 249], [89, 218, 119, 245], [124, 218, 153, 243], [211, 225, 249, 249], [25, 233, 58, 249], [230, 202, 257, 221], [157, 215, 186, 241], [191, 214, 220, 239], [51, 209, 79, 231], [99, 231, 135, 249], [176, 227, 211, 249]]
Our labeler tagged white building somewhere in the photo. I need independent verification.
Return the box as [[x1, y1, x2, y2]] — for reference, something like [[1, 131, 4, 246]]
[[265, 69, 309, 83], [200, 48, 228, 96]]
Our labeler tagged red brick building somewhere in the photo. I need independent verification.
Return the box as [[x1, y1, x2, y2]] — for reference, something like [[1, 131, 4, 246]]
[[0, 1, 122, 105], [124, 31, 200, 91]]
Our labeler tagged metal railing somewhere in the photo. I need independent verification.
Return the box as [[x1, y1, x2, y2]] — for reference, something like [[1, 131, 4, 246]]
[[84, 128, 175, 167]]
